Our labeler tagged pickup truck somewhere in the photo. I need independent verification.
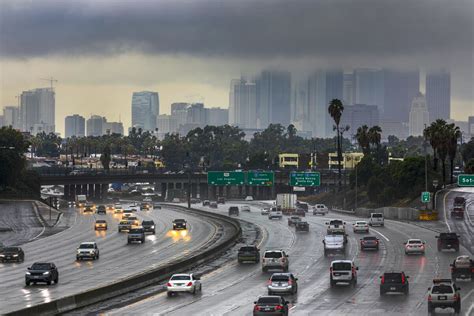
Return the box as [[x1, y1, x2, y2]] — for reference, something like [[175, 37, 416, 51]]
[[450, 255, 474, 281], [237, 245, 260, 263]]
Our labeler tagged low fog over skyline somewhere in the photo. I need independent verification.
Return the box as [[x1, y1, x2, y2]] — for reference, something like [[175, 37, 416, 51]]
[[0, 0, 472, 135]]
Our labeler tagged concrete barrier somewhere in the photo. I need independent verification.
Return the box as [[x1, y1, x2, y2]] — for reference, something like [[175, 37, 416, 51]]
[[332, 206, 420, 221], [6, 205, 241, 316]]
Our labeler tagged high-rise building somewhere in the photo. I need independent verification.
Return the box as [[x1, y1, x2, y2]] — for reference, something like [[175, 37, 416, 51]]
[[103, 121, 124, 135], [171, 102, 189, 129], [468, 116, 474, 139], [20, 88, 55, 134], [343, 73, 354, 106], [131, 91, 159, 131], [353, 69, 384, 113], [255, 71, 291, 128], [207, 107, 228, 126], [340, 104, 379, 134], [65, 114, 85, 138], [86, 115, 105, 137], [229, 78, 257, 128], [408, 93, 429, 137], [156, 114, 178, 138], [307, 71, 328, 138], [426, 71, 451, 121], [186, 103, 207, 126], [291, 80, 311, 132], [383, 69, 420, 123], [0, 115, 4, 127], [3, 106, 20, 129]]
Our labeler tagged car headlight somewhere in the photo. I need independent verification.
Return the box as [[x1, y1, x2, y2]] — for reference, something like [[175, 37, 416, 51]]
[[77, 249, 81, 253], [43, 271, 50, 275], [26, 271, 31, 275], [151, 225, 155, 229], [13, 254, 18, 257], [0, 254, 5, 257]]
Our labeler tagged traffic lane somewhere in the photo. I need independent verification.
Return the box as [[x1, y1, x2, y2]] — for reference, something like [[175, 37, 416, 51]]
[[0, 205, 218, 314], [443, 188, 473, 254], [0, 201, 44, 246]]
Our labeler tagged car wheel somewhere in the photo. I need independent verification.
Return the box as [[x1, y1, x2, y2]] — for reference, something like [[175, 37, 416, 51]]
[[192, 286, 196, 295], [47, 280, 51, 285], [454, 303, 461, 314], [167, 291, 173, 297], [380, 288, 384, 296], [262, 267, 267, 272], [55, 276, 59, 284], [76, 257, 80, 261], [25, 281, 30, 286], [404, 287, 409, 295], [330, 278, 335, 287]]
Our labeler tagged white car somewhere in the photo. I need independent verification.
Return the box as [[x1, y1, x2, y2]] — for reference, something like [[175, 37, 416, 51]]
[[313, 204, 329, 215], [76, 242, 99, 261], [330, 260, 358, 287], [268, 208, 283, 220], [166, 273, 202, 296], [369, 213, 384, 227], [245, 196, 254, 201], [261, 207, 270, 215], [353, 221, 369, 233], [241, 205, 251, 212], [404, 239, 425, 255]]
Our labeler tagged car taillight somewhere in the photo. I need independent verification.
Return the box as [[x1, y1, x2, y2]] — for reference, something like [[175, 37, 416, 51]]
[[267, 280, 272, 285], [401, 275, 405, 284], [288, 280, 293, 285], [381, 276, 385, 284], [330, 267, 333, 272], [275, 305, 284, 310], [166, 282, 172, 287], [428, 295, 432, 302], [451, 267, 454, 272], [186, 282, 193, 286], [471, 268, 474, 273], [453, 294, 459, 301], [254, 306, 261, 311], [375, 240, 379, 244]]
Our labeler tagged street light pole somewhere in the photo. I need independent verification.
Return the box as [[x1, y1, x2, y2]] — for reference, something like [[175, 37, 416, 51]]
[[424, 123, 428, 210]]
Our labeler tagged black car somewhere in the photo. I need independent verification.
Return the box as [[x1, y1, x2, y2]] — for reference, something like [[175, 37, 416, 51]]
[[295, 221, 309, 232], [25, 262, 59, 286], [210, 201, 218, 208], [0, 247, 25, 263], [253, 296, 289, 316], [142, 220, 156, 234], [97, 205, 106, 215], [173, 219, 187, 230], [229, 206, 239, 216], [360, 236, 380, 251], [238, 245, 260, 263], [217, 197, 225, 204], [436, 232, 460, 251], [380, 272, 409, 295], [202, 200, 210, 206]]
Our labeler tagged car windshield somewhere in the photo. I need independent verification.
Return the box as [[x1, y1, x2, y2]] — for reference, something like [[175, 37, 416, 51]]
[[330, 220, 343, 225], [2, 247, 20, 252], [174, 220, 185, 223], [372, 214, 383, 218], [171, 275, 191, 281], [128, 217, 137, 220], [257, 297, 281, 304], [96, 220, 106, 223], [240, 247, 256, 252], [432, 285, 454, 294], [80, 244, 94, 248], [440, 233, 458, 239], [120, 221, 129, 225], [271, 275, 289, 281], [408, 240, 422, 244], [333, 262, 352, 270], [31, 263, 51, 270], [384, 273, 402, 283], [363, 236, 377, 240], [129, 229, 143, 233], [264, 252, 283, 258], [142, 221, 153, 225], [356, 222, 367, 225]]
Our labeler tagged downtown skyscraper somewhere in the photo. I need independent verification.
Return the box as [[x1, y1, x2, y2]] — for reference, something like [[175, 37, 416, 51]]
[[229, 78, 257, 129], [256, 71, 291, 128], [426, 71, 451, 121], [65, 114, 85, 138], [131, 91, 159, 131], [20, 87, 55, 135]]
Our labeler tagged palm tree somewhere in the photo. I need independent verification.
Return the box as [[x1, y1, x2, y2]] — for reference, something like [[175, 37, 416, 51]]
[[424, 119, 447, 171], [368, 126, 382, 150], [446, 123, 461, 184], [328, 99, 345, 189], [355, 125, 370, 155]]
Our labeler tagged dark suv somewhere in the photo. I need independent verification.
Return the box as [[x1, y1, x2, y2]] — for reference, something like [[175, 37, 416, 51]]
[[217, 197, 226, 204], [97, 205, 106, 215], [380, 272, 409, 295], [0, 247, 24, 263], [436, 232, 460, 252], [142, 220, 156, 234], [253, 296, 289, 316], [229, 206, 239, 216], [173, 219, 187, 230], [25, 262, 59, 286], [238, 245, 260, 263]]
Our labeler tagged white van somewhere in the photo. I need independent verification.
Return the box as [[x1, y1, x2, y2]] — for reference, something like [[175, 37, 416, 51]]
[[369, 213, 384, 227]]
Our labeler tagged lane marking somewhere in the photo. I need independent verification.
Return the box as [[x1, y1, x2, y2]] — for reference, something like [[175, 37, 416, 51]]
[[442, 190, 452, 232], [370, 227, 390, 242], [28, 202, 46, 242]]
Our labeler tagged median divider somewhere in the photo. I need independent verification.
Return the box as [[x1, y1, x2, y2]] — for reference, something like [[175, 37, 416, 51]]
[[6, 205, 241, 316]]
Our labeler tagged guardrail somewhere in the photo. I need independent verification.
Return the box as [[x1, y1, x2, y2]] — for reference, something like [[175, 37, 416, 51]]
[[6, 205, 241, 316]]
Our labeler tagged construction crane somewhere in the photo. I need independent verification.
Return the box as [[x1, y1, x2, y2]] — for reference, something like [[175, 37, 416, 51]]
[[40, 77, 58, 90]]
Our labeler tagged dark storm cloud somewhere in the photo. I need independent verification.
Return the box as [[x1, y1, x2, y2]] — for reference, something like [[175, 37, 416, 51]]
[[0, 0, 472, 61]]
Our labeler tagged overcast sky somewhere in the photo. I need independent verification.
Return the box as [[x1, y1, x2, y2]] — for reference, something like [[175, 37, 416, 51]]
[[1, 0, 472, 135]]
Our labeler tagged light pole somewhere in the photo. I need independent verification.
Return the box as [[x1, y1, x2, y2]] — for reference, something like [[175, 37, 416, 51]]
[[355, 163, 358, 210]]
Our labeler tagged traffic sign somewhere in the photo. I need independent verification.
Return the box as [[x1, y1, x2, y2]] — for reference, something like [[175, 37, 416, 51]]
[[289, 172, 321, 187], [458, 174, 474, 187], [207, 171, 245, 185], [247, 171, 274, 186], [421, 191, 430, 203]]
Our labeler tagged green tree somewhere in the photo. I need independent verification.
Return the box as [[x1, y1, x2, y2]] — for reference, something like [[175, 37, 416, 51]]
[[461, 138, 474, 165], [328, 99, 345, 189], [355, 125, 370, 155], [100, 145, 112, 171], [446, 124, 461, 184], [367, 176, 385, 204]]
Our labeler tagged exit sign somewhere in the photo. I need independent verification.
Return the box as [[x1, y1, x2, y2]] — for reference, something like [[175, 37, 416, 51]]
[[458, 174, 474, 187], [421, 191, 430, 203]]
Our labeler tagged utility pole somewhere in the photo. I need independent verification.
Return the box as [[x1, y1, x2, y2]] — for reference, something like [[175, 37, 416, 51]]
[[424, 124, 429, 210], [40, 77, 58, 90], [355, 164, 358, 210]]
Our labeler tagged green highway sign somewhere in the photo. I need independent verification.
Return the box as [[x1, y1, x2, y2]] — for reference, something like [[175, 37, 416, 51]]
[[289, 172, 321, 187], [421, 191, 430, 203], [207, 171, 245, 185], [458, 174, 474, 187], [247, 171, 274, 186]]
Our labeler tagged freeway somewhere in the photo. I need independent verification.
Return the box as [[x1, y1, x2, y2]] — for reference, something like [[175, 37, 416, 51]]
[[108, 200, 473, 316], [0, 202, 223, 314]]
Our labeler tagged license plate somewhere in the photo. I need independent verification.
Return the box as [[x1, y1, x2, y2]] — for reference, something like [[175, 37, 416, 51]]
[[438, 296, 447, 300], [460, 275, 466, 277], [264, 308, 272, 311], [6, 257, 11, 260], [334, 273, 341, 276], [447, 245, 452, 248], [390, 287, 396, 290]]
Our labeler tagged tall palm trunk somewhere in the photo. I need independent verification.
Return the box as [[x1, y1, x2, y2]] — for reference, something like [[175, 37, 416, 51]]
[[441, 159, 446, 186], [337, 127, 342, 189], [450, 158, 454, 184]]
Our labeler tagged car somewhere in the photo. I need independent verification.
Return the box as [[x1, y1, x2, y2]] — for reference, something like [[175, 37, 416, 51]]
[[142, 220, 156, 234], [295, 201, 309, 212], [253, 296, 289, 316], [94, 219, 108, 230], [166, 273, 201, 296], [122, 210, 133, 219], [262, 250, 289, 272], [118, 220, 132, 232], [96, 205, 106, 215], [436, 232, 460, 252], [238, 245, 260, 263], [369, 212, 384, 226], [267, 273, 298, 295], [380, 272, 409, 295], [128, 216, 140, 227], [106, 204, 115, 212], [330, 260, 358, 287], [76, 242, 99, 260], [288, 216, 301, 226], [173, 219, 187, 230], [427, 279, 461, 314], [217, 197, 226, 204], [450, 255, 474, 281], [323, 234, 346, 256], [268, 208, 282, 220], [83, 205, 94, 214], [114, 204, 123, 214], [172, 198, 181, 203], [229, 206, 239, 216], [241, 205, 251, 212], [245, 196, 254, 201], [404, 239, 425, 255], [360, 236, 380, 251], [143, 197, 153, 202], [209, 201, 218, 208], [261, 207, 270, 215], [202, 200, 210, 206], [295, 221, 309, 232], [326, 219, 346, 234], [153, 203, 162, 209], [140, 202, 152, 211], [0, 246, 24, 263], [313, 204, 329, 215], [353, 221, 369, 233], [25, 262, 59, 286], [128, 227, 146, 244], [294, 208, 306, 217]]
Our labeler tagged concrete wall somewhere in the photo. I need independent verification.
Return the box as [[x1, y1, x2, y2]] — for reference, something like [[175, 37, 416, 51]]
[[353, 207, 419, 220]]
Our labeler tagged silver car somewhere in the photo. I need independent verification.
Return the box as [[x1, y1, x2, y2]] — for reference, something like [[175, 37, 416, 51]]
[[267, 273, 298, 295], [427, 279, 461, 314], [404, 239, 425, 255], [262, 250, 289, 272]]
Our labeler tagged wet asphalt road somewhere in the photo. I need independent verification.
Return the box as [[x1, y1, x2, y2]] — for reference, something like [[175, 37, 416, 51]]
[[0, 203, 222, 314], [108, 195, 473, 316]]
